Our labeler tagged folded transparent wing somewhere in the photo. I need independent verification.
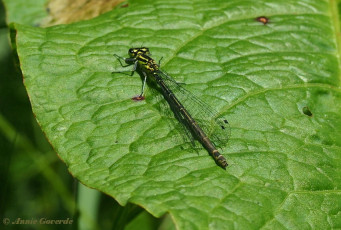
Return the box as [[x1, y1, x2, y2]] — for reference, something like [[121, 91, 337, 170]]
[[155, 69, 230, 149]]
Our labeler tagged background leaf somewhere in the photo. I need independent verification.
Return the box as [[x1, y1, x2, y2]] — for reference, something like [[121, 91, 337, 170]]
[[2, 0, 125, 27], [3, 0, 48, 26], [12, 0, 341, 229]]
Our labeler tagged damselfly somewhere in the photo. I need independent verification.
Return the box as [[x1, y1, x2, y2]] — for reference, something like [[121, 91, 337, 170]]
[[113, 47, 230, 169]]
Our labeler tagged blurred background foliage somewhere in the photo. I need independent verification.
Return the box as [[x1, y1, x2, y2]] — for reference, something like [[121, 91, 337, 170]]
[[0, 0, 173, 229]]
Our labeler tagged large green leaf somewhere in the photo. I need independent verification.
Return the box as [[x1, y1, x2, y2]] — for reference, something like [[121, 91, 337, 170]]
[[13, 0, 341, 229]]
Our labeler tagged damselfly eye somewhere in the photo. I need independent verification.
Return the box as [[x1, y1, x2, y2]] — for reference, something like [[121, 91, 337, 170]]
[[128, 48, 137, 57]]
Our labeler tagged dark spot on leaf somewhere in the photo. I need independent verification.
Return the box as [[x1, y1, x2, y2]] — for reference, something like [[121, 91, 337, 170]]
[[309, 134, 332, 146], [256, 16, 269, 25], [46, 7, 51, 13], [223, 120, 228, 124], [302, 106, 313, 117], [221, 125, 225, 130], [309, 134, 320, 142], [132, 95, 145, 101], [120, 3, 129, 8]]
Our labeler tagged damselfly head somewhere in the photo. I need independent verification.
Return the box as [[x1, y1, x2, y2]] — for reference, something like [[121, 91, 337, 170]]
[[128, 47, 150, 57]]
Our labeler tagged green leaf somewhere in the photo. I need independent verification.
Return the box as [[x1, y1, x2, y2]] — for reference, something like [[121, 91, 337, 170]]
[[3, 0, 48, 26], [13, 0, 341, 229]]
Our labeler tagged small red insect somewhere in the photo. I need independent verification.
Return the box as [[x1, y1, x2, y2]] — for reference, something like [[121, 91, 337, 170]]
[[256, 16, 269, 25]]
